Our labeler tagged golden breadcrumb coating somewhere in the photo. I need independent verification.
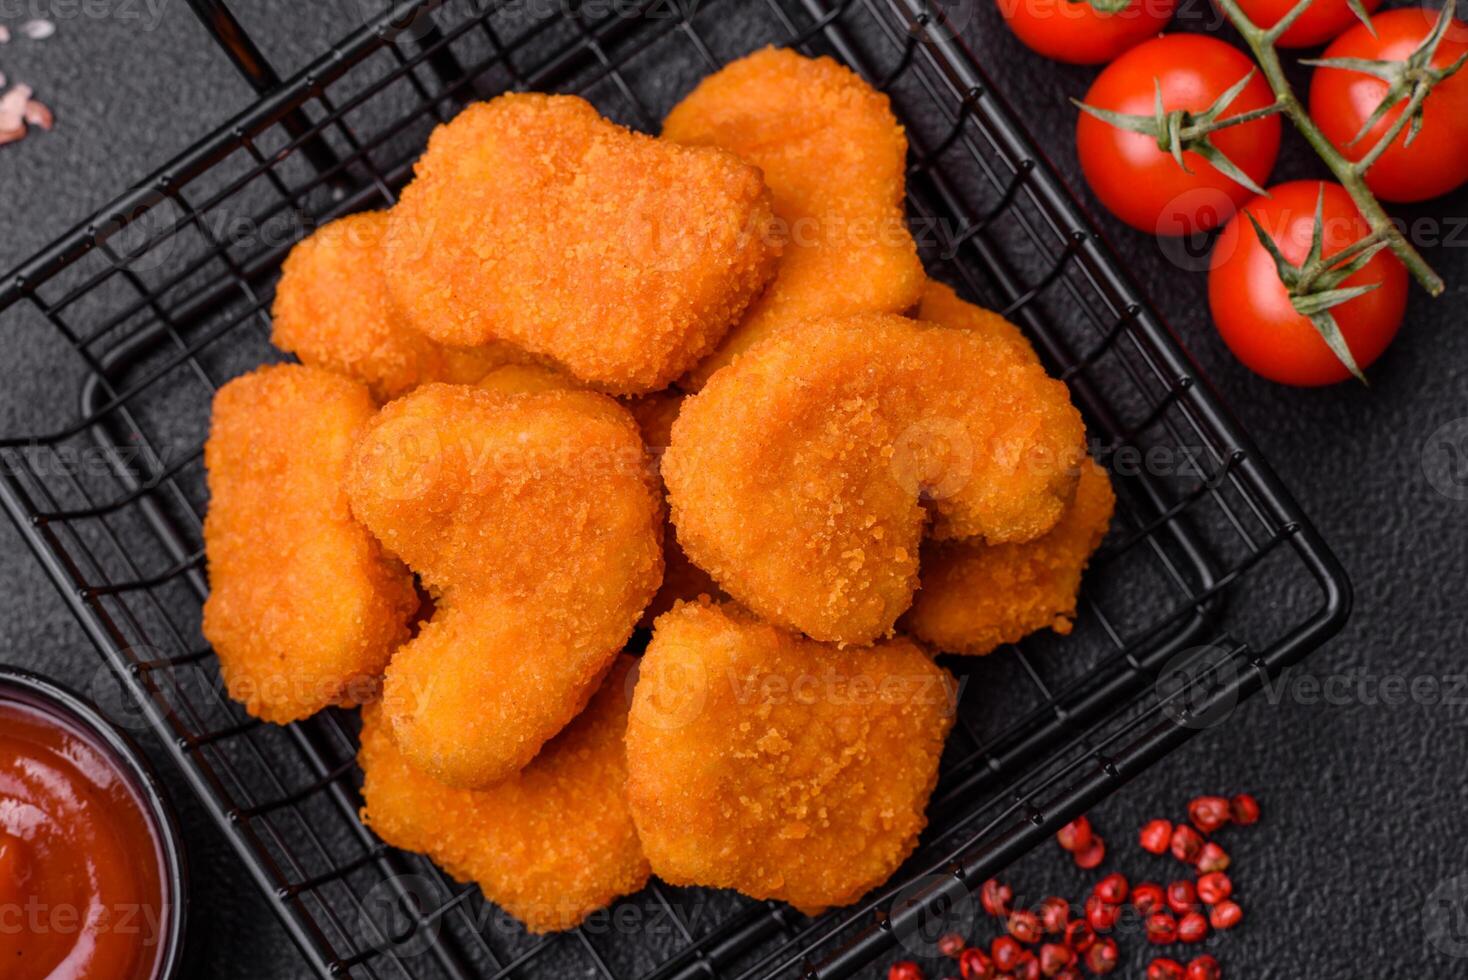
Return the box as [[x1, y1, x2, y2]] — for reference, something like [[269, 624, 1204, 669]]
[[662, 314, 1086, 645], [625, 601, 955, 914], [270, 211, 530, 401], [202, 365, 417, 723], [904, 459, 1115, 655], [346, 384, 663, 788], [476, 362, 578, 395], [360, 655, 649, 933], [384, 94, 783, 394], [916, 279, 1041, 366], [664, 47, 925, 390], [624, 391, 724, 629]]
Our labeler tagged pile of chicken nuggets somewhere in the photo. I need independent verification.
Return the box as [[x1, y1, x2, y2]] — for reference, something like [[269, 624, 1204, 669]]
[[201, 46, 1115, 934]]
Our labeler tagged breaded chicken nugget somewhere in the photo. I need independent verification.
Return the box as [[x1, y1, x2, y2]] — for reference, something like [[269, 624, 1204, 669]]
[[202, 365, 417, 723], [664, 47, 924, 389], [360, 655, 649, 933], [347, 384, 663, 788], [384, 94, 783, 394], [625, 601, 955, 914], [624, 391, 724, 629], [904, 459, 1115, 655], [916, 279, 1041, 366], [476, 362, 577, 395], [271, 211, 529, 401], [663, 314, 1086, 645]]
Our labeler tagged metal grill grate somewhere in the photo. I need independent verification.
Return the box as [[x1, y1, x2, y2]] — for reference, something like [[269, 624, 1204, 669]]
[[0, 0, 1350, 977]]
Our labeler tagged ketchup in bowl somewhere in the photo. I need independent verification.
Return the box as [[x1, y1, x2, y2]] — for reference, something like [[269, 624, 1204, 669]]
[[0, 672, 184, 980]]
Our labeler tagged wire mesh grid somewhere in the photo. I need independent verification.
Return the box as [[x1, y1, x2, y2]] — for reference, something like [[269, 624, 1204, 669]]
[[0, 0, 1350, 977]]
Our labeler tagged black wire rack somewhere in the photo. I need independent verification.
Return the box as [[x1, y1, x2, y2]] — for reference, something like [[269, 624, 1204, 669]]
[[0, 0, 1351, 977]]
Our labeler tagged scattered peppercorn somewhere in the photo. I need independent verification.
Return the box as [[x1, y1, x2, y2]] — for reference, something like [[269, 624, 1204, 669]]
[[1170, 825, 1204, 865], [1083, 936, 1120, 974], [1038, 942, 1075, 976], [1074, 836, 1106, 870], [992, 935, 1024, 972], [1187, 796, 1232, 834], [1147, 957, 1186, 980], [1139, 819, 1173, 855], [982, 880, 1015, 918], [960, 946, 994, 980], [1196, 872, 1232, 906], [1063, 919, 1095, 953], [1229, 794, 1260, 826], [1209, 900, 1243, 931], [1085, 895, 1119, 933], [939, 932, 968, 959], [1056, 816, 1092, 853], [1009, 910, 1042, 945], [1177, 911, 1209, 943], [1013, 951, 1040, 980], [1132, 882, 1165, 916], [1039, 897, 1069, 935], [1146, 911, 1180, 945], [1186, 954, 1222, 980], [1166, 880, 1198, 916], [889, 961, 925, 980], [1094, 872, 1129, 905], [1195, 842, 1230, 874]]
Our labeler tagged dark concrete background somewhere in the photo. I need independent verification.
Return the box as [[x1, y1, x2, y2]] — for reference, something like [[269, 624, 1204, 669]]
[[0, 0, 1464, 977]]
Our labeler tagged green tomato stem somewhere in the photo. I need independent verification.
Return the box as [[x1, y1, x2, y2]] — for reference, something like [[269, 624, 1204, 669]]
[[1213, 0, 1445, 296]]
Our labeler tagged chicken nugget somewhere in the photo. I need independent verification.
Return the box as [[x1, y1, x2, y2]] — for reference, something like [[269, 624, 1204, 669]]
[[663, 314, 1086, 645], [202, 365, 417, 723], [347, 383, 662, 787], [360, 655, 649, 933], [664, 47, 924, 389], [624, 391, 724, 629], [384, 94, 782, 394], [271, 211, 529, 401], [625, 601, 955, 914], [916, 279, 1041, 366], [903, 458, 1115, 655]]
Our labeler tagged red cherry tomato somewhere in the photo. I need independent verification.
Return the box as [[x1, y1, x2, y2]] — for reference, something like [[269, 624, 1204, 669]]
[[1309, 7, 1468, 203], [998, 0, 1176, 65], [1208, 181, 1407, 386], [1222, 0, 1381, 48], [1077, 35, 1281, 235]]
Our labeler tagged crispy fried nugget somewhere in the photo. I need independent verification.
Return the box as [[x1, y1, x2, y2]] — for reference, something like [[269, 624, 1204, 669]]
[[271, 211, 530, 401], [202, 365, 417, 723], [625, 601, 955, 914], [624, 392, 724, 629], [347, 384, 663, 788], [360, 655, 649, 933], [663, 314, 1086, 645], [916, 279, 1041, 366], [664, 47, 924, 390], [384, 94, 783, 394], [904, 459, 1115, 655]]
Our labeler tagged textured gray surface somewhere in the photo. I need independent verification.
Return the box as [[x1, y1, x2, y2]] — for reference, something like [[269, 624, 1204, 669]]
[[0, 1, 1465, 978]]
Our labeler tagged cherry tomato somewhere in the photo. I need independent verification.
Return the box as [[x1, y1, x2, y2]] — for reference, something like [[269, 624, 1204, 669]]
[[1222, 0, 1381, 48], [1077, 35, 1281, 235], [1208, 181, 1407, 386], [998, 0, 1176, 65], [1309, 7, 1468, 203]]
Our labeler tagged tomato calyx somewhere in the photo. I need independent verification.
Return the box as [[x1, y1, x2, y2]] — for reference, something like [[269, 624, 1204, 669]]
[[1242, 185, 1391, 384], [1302, 0, 1468, 158], [1073, 70, 1284, 196], [1081, 0, 1134, 15]]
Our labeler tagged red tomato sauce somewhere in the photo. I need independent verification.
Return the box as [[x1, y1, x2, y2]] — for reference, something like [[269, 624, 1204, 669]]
[[0, 698, 169, 980]]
